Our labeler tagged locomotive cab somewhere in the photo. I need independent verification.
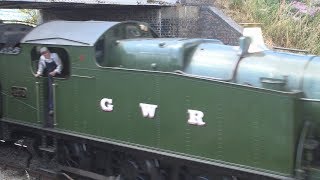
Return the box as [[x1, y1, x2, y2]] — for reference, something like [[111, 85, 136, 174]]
[[18, 20, 158, 126]]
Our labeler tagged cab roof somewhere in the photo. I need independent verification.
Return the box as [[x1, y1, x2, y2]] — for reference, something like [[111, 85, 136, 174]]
[[21, 20, 121, 46]]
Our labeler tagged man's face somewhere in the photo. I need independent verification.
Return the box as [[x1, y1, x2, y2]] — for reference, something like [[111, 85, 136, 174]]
[[42, 51, 51, 59]]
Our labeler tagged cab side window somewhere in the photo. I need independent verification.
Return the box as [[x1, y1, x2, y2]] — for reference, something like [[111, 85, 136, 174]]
[[125, 24, 156, 39], [31, 46, 70, 78], [95, 29, 122, 67], [126, 25, 142, 38]]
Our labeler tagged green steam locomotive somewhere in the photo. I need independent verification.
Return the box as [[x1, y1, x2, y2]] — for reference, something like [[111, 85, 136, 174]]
[[0, 20, 320, 180]]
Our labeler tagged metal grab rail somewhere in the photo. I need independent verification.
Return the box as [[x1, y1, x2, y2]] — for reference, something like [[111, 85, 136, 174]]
[[35, 81, 41, 123], [71, 74, 95, 79], [52, 83, 58, 126]]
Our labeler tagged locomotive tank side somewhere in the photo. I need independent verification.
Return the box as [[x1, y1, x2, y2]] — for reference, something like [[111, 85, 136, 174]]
[[45, 22, 301, 178]]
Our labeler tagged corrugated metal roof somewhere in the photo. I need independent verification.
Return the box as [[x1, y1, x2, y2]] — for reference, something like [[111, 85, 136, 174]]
[[21, 21, 120, 46]]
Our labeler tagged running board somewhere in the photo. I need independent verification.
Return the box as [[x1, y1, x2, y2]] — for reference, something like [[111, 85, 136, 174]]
[[39, 146, 56, 153], [60, 165, 116, 180]]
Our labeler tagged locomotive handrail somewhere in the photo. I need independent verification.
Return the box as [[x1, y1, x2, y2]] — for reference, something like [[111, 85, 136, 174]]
[[35, 82, 41, 123], [295, 121, 311, 179], [273, 46, 309, 54], [52, 83, 58, 127], [24, 37, 90, 46], [300, 98, 320, 102], [71, 75, 95, 79]]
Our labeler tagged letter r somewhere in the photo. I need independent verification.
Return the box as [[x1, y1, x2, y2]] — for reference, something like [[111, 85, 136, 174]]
[[188, 109, 205, 126]]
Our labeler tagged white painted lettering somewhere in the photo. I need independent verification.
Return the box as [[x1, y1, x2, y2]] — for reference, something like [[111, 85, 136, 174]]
[[139, 103, 158, 118], [187, 109, 205, 126], [100, 98, 114, 112]]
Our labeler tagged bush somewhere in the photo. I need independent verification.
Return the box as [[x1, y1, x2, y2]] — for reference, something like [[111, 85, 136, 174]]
[[215, 0, 320, 55]]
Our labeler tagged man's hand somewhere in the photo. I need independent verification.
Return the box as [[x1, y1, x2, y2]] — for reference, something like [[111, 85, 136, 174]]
[[49, 71, 56, 76]]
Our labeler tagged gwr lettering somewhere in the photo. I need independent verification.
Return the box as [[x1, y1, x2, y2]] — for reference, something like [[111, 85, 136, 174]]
[[139, 103, 158, 118], [99, 98, 206, 126], [187, 110, 205, 126], [100, 98, 114, 112]]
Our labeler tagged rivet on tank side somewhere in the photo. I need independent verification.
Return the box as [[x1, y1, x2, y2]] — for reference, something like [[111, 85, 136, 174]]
[[151, 63, 157, 70]]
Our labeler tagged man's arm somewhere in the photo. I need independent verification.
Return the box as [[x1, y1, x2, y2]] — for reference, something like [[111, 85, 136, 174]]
[[52, 53, 63, 74], [35, 58, 45, 77]]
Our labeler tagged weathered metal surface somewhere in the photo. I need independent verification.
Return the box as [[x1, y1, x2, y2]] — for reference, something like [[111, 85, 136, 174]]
[[21, 21, 120, 46]]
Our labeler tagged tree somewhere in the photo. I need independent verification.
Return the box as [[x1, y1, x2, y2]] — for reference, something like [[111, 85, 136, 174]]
[[19, 9, 39, 24]]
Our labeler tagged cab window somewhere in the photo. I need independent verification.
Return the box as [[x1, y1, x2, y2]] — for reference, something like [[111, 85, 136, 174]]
[[125, 24, 156, 39], [31, 46, 70, 78]]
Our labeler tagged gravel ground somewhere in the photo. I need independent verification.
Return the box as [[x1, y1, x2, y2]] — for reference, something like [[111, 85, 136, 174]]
[[0, 143, 39, 180], [0, 166, 37, 180]]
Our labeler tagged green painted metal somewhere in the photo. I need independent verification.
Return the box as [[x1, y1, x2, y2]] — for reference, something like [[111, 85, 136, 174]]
[[2, 21, 320, 180], [53, 68, 299, 176], [0, 50, 38, 124], [0, 45, 306, 178]]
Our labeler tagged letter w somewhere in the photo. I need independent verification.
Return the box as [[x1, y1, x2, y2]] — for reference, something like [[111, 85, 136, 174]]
[[139, 103, 158, 119]]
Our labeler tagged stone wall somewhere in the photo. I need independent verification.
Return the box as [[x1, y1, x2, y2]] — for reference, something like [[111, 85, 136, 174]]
[[41, 2, 242, 45], [199, 6, 242, 45]]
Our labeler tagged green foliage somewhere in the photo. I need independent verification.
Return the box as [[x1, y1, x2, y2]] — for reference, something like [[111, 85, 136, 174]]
[[229, 0, 243, 9], [217, 0, 320, 55], [19, 9, 38, 25]]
